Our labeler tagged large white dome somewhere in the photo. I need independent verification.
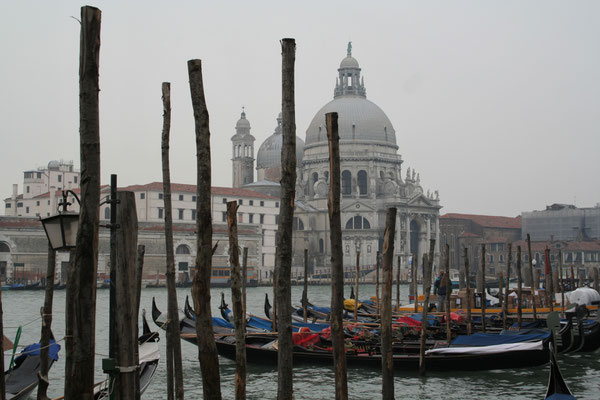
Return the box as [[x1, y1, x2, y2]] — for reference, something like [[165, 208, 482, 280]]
[[304, 96, 396, 146]]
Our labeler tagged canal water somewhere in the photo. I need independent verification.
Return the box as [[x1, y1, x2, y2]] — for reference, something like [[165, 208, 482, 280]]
[[2, 284, 599, 399]]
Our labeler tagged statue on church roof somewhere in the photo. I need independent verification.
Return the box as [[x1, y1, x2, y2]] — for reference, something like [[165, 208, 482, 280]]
[[347, 41, 352, 56], [406, 167, 411, 181]]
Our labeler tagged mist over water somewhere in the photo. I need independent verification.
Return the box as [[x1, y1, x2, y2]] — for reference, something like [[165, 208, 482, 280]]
[[3, 284, 599, 399]]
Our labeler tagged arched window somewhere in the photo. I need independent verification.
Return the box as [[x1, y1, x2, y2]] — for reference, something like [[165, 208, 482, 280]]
[[357, 170, 368, 195], [176, 244, 191, 255], [323, 171, 329, 182], [319, 239, 324, 253], [104, 207, 110, 220], [0, 242, 9, 252], [345, 216, 371, 230], [312, 172, 319, 184], [341, 170, 352, 195], [292, 217, 304, 231]]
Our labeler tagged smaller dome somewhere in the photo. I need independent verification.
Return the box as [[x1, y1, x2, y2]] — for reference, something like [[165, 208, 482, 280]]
[[256, 114, 305, 171], [48, 160, 60, 170], [340, 56, 359, 69], [235, 111, 251, 129]]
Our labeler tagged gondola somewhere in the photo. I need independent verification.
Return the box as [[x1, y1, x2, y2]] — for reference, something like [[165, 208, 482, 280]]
[[153, 297, 550, 371], [212, 330, 550, 372], [544, 348, 576, 399], [4, 333, 61, 400], [94, 310, 160, 399]]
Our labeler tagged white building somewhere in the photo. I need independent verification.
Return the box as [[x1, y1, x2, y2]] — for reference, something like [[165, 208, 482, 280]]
[[4, 160, 80, 218]]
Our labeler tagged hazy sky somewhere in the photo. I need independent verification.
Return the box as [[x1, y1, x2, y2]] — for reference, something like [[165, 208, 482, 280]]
[[1, 1, 598, 217]]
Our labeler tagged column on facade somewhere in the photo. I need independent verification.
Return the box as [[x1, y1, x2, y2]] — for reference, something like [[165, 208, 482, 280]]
[[405, 213, 410, 256]]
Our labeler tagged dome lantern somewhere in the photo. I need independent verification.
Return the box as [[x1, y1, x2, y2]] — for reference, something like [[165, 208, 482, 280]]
[[334, 42, 366, 98]]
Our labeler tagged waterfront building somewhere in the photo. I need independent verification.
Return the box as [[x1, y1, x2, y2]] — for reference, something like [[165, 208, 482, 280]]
[[0, 216, 261, 285], [522, 203, 600, 241], [439, 213, 522, 275]]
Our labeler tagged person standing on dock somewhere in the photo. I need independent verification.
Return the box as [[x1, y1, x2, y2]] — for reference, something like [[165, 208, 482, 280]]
[[434, 271, 448, 311]]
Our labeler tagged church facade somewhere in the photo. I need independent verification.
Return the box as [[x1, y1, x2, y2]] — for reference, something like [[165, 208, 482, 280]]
[[233, 44, 442, 278]]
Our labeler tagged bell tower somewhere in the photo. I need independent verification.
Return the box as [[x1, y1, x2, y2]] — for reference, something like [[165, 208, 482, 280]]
[[231, 108, 255, 188]]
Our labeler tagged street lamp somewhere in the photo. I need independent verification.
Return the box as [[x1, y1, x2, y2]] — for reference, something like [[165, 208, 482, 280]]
[[40, 190, 80, 250]]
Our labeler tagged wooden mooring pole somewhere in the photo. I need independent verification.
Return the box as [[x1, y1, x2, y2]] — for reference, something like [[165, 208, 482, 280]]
[[559, 250, 564, 316], [242, 247, 248, 318], [419, 240, 435, 376], [396, 255, 401, 312], [376, 251, 380, 316], [114, 192, 140, 400], [445, 244, 451, 342], [227, 201, 246, 400], [464, 247, 472, 335], [188, 58, 222, 400], [354, 251, 360, 322], [161, 81, 184, 400], [413, 253, 418, 313], [480, 245, 486, 332], [65, 6, 101, 399], [517, 246, 523, 329], [545, 247, 553, 312], [503, 243, 512, 330], [303, 249, 308, 323], [276, 38, 297, 400], [381, 208, 396, 400], [526, 234, 537, 320], [37, 244, 56, 400], [326, 111, 348, 400]]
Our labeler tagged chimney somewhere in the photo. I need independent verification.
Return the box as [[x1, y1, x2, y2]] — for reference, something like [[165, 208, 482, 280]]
[[9, 184, 18, 216], [49, 186, 57, 216]]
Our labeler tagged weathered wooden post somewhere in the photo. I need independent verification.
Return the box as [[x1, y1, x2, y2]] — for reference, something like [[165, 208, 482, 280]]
[[526, 234, 537, 320], [275, 38, 297, 400], [545, 248, 553, 311], [381, 208, 396, 400], [376, 251, 380, 315], [227, 201, 246, 400], [326, 111, 348, 400], [498, 272, 504, 308], [242, 247, 248, 318], [464, 248, 472, 335], [65, 6, 101, 399], [503, 243, 512, 330], [303, 249, 308, 323], [114, 192, 140, 400], [418, 240, 435, 376], [559, 250, 565, 315], [37, 244, 56, 400], [413, 253, 418, 313], [396, 255, 401, 312], [188, 58, 222, 400], [160, 81, 184, 400], [135, 245, 145, 324], [480, 245, 487, 332], [517, 246, 523, 329], [445, 244, 451, 342], [354, 251, 360, 322]]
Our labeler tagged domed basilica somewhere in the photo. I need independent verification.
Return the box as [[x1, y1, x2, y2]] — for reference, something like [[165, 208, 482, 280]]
[[231, 43, 442, 276]]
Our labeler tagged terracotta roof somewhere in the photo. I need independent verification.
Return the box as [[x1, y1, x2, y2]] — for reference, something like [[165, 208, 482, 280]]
[[119, 182, 278, 200], [441, 213, 521, 229]]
